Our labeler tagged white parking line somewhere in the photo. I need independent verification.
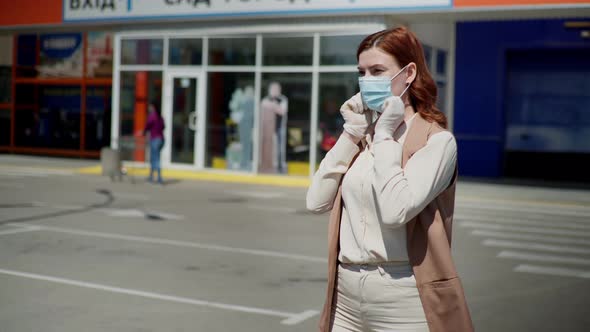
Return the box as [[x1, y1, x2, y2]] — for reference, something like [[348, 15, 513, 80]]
[[0, 226, 41, 236], [482, 239, 590, 255], [456, 202, 590, 218], [456, 214, 590, 230], [247, 205, 298, 214], [234, 191, 285, 199], [0, 183, 25, 189], [32, 201, 85, 210], [514, 264, 590, 279], [471, 230, 590, 246], [6, 223, 327, 263], [498, 251, 590, 266], [0, 268, 319, 325], [458, 221, 590, 237]]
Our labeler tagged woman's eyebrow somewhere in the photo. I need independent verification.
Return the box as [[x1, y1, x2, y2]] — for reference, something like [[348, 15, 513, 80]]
[[357, 64, 387, 70]]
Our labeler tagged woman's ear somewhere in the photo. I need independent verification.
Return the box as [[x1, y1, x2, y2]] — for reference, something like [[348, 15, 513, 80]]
[[406, 62, 417, 84]]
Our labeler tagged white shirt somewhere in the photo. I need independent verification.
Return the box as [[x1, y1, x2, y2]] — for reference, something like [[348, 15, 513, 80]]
[[306, 115, 457, 263]]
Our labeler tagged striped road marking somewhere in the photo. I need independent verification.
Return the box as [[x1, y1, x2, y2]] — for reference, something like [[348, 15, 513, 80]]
[[482, 239, 590, 255], [458, 221, 590, 237], [498, 251, 590, 266], [0, 226, 41, 236], [514, 265, 590, 279], [470, 230, 590, 246], [0, 268, 318, 325], [455, 214, 590, 230], [5, 223, 326, 263]]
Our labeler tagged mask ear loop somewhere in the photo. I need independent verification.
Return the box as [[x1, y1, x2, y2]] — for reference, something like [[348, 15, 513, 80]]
[[400, 82, 411, 97]]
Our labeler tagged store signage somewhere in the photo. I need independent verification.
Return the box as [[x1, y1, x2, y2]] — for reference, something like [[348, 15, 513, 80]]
[[40, 33, 82, 59], [63, 0, 451, 21]]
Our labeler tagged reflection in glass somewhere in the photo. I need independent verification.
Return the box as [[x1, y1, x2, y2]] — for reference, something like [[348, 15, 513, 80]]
[[171, 77, 197, 164], [209, 38, 255, 65], [436, 81, 446, 114], [206, 72, 255, 171], [0, 66, 10, 103], [317, 73, 359, 164], [261, 73, 312, 176], [14, 85, 81, 149], [423, 44, 432, 70], [87, 32, 113, 77], [263, 37, 313, 66], [436, 50, 447, 76], [119, 71, 162, 161], [85, 86, 112, 151], [320, 35, 365, 65], [169, 39, 202, 65], [121, 39, 163, 65], [0, 108, 9, 146]]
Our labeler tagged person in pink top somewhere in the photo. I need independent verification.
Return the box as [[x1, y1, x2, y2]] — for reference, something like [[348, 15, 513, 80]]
[[143, 102, 165, 184]]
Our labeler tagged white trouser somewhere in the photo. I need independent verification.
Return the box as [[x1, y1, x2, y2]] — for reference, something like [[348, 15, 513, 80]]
[[331, 262, 428, 332]]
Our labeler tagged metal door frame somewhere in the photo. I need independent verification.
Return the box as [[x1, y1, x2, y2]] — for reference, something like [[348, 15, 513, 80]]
[[162, 68, 206, 169]]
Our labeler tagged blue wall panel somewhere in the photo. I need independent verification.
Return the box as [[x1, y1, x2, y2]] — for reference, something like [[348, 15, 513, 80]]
[[454, 18, 590, 178]]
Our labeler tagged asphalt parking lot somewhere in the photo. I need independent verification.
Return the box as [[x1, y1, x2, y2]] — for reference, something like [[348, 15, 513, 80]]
[[1, 156, 589, 331]]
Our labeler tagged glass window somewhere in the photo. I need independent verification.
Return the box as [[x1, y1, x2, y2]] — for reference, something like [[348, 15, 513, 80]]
[[206, 72, 255, 171], [119, 71, 162, 161], [15, 85, 81, 150], [16, 35, 37, 68], [263, 37, 313, 66], [423, 44, 432, 71], [121, 39, 163, 65], [87, 32, 113, 78], [320, 35, 365, 65], [170, 76, 197, 165], [436, 80, 446, 114], [209, 38, 255, 66], [0, 108, 10, 146], [169, 38, 202, 65], [436, 50, 447, 76], [0, 66, 10, 103], [85, 86, 112, 151], [317, 72, 359, 164], [260, 73, 312, 176]]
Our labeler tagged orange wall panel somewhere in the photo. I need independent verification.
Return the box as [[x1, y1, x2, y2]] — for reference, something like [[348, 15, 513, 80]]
[[455, 0, 590, 6], [0, 0, 62, 26]]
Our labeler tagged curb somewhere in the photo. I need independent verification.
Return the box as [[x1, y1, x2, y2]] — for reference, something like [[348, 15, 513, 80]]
[[77, 165, 311, 188]]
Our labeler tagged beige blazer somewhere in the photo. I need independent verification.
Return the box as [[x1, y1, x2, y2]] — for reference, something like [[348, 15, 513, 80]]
[[319, 113, 474, 332]]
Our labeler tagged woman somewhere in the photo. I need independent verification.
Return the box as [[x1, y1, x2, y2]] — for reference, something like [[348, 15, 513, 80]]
[[144, 102, 165, 184], [306, 27, 473, 332]]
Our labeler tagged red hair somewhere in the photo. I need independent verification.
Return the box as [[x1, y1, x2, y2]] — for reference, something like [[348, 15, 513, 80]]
[[357, 27, 447, 129]]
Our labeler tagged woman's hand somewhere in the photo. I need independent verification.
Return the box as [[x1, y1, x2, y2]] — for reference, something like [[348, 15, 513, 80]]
[[340, 93, 370, 143], [374, 96, 405, 141]]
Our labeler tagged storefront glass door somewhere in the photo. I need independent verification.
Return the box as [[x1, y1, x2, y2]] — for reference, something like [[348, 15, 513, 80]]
[[163, 71, 203, 167]]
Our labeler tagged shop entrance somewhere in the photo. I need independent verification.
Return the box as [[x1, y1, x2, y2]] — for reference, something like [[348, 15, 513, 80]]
[[163, 70, 205, 168]]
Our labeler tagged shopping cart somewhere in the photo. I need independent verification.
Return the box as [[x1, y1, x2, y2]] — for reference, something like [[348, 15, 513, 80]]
[[100, 135, 149, 183]]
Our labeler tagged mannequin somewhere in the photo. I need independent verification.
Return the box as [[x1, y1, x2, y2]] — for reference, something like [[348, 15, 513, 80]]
[[260, 82, 288, 173], [237, 86, 255, 170]]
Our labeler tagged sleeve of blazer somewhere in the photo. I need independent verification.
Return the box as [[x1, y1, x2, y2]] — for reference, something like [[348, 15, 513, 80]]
[[306, 134, 360, 214], [371, 131, 457, 228]]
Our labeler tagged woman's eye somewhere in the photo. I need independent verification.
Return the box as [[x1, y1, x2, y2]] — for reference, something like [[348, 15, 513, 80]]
[[358, 71, 365, 77]]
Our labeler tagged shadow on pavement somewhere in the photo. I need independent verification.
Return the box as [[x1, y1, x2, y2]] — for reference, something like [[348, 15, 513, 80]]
[[0, 189, 115, 226]]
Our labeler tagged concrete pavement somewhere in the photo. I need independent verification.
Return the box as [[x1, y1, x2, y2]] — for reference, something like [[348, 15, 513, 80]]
[[1, 155, 589, 331]]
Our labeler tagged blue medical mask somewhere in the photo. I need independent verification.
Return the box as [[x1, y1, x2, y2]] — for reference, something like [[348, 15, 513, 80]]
[[358, 65, 411, 113]]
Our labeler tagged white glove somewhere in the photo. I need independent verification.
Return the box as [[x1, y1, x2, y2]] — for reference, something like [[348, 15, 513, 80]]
[[374, 96, 405, 142], [341, 93, 370, 141]]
